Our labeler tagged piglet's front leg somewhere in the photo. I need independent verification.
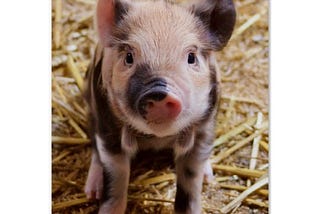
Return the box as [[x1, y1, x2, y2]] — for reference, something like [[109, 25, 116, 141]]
[[85, 150, 103, 200], [174, 131, 214, 214], [95, 134, 131, 214], [175, 156, 206, 214]]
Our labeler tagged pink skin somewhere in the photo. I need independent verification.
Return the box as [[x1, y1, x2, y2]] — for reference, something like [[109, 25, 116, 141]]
[[85, 153, 103, 200], [145, 93, 182, 122], [203, 159, 214, 184]]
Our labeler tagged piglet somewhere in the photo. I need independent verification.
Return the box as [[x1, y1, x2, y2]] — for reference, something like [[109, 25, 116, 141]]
[[84, 0, 236, 213]]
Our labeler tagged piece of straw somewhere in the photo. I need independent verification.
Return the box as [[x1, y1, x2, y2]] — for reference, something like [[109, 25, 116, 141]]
[[139, 173, 176, 186], [55, 177, 83, 190], [52, 136, 90, 144], [52, 74, 68, 103], [215, 176, 234, 182], [68, 118, 88, 139], [244, 198, 268, 208], [231, 9, 267, 41], [52, 101, 64, 119], [75, 0, 96, 5], [67, 55, 84, 92], [259, 140, 269, 152], [258, 163, 269, 171], [221, 95, 264, 108], [220, 175, 268, 213], [72, 101, 87, 117], [219, 184, 268, 197], [212, 121, 268, 163], [58, 105, 87, 128], [55, 76, 76, 84], [237, 0, 256, 8], [53, 197, 89, 210], [133, 170, 154, 184], [52, 150, 70, 164], [156, 181, 170, 190], [54, 0, 62, 49], [247, 112, 263, 186], [214, 116, 257, 147], [212, 164, 266, 178], [52, 97, 87, 124]]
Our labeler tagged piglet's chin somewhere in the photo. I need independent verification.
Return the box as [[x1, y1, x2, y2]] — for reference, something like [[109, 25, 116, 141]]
[[145, 123, 182, 138]]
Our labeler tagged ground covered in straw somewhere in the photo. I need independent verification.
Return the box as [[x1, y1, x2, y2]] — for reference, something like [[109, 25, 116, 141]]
[[52, 0, 269, 213]]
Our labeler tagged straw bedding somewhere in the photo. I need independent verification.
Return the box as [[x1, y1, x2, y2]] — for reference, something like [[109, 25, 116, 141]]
[[52, 0, 269, 213]]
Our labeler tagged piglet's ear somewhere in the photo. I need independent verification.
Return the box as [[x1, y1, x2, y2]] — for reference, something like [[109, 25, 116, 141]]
[[184, 0, 236, 51], [96, 0, 130, 47]]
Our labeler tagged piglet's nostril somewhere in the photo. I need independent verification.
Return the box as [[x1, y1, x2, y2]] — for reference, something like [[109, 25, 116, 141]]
[[146, 101, 155, 109], [150, 91, 167, 101]]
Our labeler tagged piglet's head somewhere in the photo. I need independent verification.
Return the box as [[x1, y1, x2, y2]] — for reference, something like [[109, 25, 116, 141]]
[[97, 0, 236, 137]]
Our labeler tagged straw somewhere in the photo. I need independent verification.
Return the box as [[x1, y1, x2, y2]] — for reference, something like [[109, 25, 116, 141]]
[[53, 0, 62, 49], [247, 112, 263, 186], [212, 164, 266, 178], [67, 55, 84, 92], [52, 136, 90, 144], [219, 184, 268, 197], [212, 121, 268, 163], [220, 175, 268, 213], [214, 116, 257, 147]]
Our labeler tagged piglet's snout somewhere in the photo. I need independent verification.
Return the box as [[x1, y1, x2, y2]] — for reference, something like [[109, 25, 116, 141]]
[[145, 93, 182, 121], [138, 89, 182, 122]]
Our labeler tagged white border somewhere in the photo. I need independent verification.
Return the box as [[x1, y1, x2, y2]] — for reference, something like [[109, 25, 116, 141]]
[[271, 0, 320, 213], [0, 0, 51, 213]]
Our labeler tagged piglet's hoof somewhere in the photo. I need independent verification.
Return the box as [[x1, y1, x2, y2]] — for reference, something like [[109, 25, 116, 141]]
[[85, 161, 103, 200], [203, 160, 214, 184]]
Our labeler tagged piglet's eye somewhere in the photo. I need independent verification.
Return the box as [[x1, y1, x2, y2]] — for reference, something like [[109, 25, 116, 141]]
[[188, 53, 196, 64], [125, 53, 134, 65]]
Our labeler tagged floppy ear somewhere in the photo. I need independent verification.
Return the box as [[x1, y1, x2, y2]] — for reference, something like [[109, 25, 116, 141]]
[[96, 0, 131, 47], [183, 0, 236, 51]]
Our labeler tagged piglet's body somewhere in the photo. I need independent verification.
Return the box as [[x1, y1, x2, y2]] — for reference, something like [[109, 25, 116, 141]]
[[84, 0, 236, 213]]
